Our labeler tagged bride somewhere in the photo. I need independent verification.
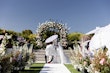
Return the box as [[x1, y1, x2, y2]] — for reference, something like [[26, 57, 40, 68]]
[[45, 34, 71, 64]]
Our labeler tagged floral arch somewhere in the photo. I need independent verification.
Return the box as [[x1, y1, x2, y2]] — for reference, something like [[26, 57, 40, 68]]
[[36, 21, 69, 47]]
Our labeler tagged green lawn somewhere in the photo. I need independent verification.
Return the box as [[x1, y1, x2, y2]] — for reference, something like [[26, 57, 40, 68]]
[[65, 64, 80, 73], [19, 63, 44, 73]]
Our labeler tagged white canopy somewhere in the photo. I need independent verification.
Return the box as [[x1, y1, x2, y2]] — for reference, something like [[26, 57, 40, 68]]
[[86, 27, 100, 35], [89, 24, 110, 51]]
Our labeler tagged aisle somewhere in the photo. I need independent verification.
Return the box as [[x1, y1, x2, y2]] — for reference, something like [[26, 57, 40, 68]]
[[40, 64, 71, 73]]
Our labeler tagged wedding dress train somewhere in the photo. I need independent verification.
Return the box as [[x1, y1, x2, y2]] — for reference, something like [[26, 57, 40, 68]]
[[56, 42, 71, 64]]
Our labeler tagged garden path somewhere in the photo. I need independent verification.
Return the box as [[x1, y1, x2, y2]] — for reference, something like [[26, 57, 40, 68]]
[[40, 64, 71, 73]]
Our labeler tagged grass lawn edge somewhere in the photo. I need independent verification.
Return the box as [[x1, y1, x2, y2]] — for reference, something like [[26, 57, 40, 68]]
[[65, 64, 80, 73]]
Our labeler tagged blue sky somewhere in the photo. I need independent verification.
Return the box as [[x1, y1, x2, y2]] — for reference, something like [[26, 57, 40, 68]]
[[0, 0, 110, 34]]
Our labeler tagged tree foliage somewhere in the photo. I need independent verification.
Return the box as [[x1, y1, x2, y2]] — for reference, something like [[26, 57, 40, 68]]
[[21, 29, 33, 39], [67, 32, 83, 42], [0, 28, 85, 50]]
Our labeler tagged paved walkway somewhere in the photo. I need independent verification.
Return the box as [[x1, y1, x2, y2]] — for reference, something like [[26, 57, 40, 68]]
[[40, 64, 71, 73]]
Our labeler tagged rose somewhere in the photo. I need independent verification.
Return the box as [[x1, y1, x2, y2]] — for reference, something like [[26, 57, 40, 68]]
[[99, 58, 105, 65]]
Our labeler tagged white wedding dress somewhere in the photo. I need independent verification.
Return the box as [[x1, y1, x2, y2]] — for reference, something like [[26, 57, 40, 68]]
[[56, 42, 71, 64], [45, 42, 71, 64], [45, 35, 71, 64]]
